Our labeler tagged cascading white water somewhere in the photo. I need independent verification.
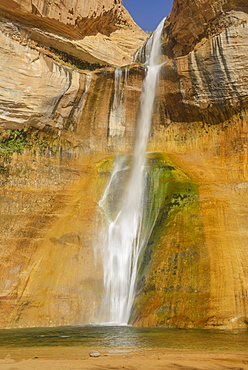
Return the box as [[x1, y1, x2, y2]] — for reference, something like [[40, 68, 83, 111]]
[[108, 67, 128, 138], [98, 18, 166, 325]]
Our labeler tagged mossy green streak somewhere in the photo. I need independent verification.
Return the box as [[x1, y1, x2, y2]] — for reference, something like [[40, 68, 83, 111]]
[[97, 152, 209, 328], [130, 152, 209, 328]]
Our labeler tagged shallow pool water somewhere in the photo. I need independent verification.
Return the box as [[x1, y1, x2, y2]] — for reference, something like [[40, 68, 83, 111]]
[[0, 325, 247, 354]]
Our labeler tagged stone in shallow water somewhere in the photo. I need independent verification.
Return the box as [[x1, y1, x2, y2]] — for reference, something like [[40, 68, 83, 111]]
[[89, 350, 101, 357]]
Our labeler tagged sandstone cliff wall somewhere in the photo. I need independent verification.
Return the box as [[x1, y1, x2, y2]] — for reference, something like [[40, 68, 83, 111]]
[[0, 0, 147, 66], [0, 16, 144, 148], [165, 0, 248, 58], [0, 0, 248, 330], [130, 0, 248, 329], [0, 0, 145, 328]]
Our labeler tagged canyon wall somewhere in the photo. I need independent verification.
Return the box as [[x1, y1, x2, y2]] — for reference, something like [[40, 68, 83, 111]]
[[0, 0, 147, 67], [0, 0, 248, 329], [131, 0, 248, 329], [0, 0, 144, 327]]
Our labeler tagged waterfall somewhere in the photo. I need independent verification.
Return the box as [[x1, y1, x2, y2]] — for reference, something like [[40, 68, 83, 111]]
[[108, 67, 128, 138], [98, 18, 165, 325]]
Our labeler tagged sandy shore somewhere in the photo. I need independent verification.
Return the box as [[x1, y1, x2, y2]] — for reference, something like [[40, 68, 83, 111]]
[[0, 347, 248, 369]]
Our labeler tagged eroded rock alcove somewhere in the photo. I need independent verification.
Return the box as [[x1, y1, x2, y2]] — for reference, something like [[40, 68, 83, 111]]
[[0, 0, 248, 329]]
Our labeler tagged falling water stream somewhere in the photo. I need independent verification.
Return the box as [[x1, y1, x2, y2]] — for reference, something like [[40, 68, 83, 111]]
[[98, 18, 166, 325], [108, 67, 128, 138]]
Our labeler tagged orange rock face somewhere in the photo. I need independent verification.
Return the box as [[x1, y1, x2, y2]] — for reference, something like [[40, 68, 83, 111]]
[[0, 0, 248, 330], [130, 112, 248, 329], [130, 0, 248, 329], [0, 153, 108, 327]]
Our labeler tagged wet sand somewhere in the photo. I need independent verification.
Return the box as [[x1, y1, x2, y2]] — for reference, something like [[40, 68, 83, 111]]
[[0, 347, 248, 369]]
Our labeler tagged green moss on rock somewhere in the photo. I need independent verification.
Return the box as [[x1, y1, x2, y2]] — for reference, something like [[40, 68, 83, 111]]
[[130, 153, 210, 328]]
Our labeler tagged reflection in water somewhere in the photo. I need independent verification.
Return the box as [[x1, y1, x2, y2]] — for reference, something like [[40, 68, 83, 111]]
[[102, 328, 140, 350], [0, 326, 248, 354]]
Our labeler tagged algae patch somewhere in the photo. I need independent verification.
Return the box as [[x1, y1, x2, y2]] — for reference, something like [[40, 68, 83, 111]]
[[130, 153, 209, 328]]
